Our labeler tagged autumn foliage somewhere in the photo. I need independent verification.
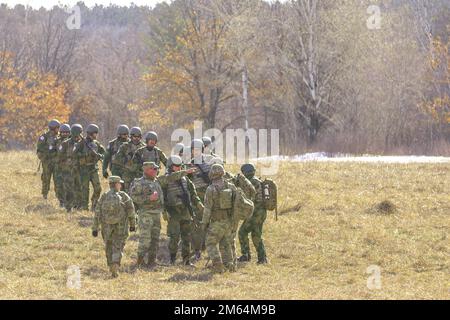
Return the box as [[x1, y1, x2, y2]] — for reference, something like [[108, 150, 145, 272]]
[[0, 53, 70, 148]]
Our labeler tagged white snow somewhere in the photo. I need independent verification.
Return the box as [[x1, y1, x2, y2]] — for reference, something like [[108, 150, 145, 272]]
[[254, 153, 450, 164]]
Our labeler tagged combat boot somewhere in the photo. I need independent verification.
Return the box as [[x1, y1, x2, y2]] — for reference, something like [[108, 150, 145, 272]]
[[183, 258, 195, 267], [170, 253, 177, 265], [257, 257, 268, 265], [238, 253, 250, 262], [210, 259, 225, 274], [193, 250, 201, 261], [147, 254, 157, 269], [110, 264, 119, 278]]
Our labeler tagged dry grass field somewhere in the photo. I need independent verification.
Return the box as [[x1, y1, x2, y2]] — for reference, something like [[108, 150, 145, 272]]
[[0, 151, 448, 300]]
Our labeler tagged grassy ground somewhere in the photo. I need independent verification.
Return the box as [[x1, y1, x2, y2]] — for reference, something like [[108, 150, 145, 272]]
[[0, 151, 448, 300]]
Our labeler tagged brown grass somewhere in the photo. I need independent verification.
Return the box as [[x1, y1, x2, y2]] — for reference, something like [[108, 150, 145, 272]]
[[0, 151, 449, 299]]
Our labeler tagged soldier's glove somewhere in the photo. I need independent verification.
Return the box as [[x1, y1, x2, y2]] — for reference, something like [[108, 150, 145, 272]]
[[129, 226, 136, 232], [92, 230, 98, 237], [102, 170, 109, 179]]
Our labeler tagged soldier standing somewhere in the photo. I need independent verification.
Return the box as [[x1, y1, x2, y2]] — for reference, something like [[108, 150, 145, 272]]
[[131, 131, 168, 178], [58, 124, 83, 212], [102, 125, 130, 179], [129, 162, 196, 268], [114, 127, 145, 191], [187, 139, 213, 260], [238, 164, 268, 264], [163, 155, 204, 266], [36, 119, 60, 200], [77, 124, 106, 211], [92, 176, 136, 278], [54, 124, 71, 207], [200, 164, 236, 273]]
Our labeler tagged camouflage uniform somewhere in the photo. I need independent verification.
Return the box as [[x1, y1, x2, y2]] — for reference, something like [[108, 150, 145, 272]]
[[115, 140, 145, 191], [103, 137, 130, 178], [36, 131, 59, 199], [201, 165, 235, 272], [129, 163, 188, 266], [58, 137, 82, 211], [54, 134, 69, 206], [76, 137, 106, 211], [163, 173, 202, 264], [187, 155, 212, 255], [92, 176, 136, 277], [131, 146, 167, 177], [238, 176, 267, 263]]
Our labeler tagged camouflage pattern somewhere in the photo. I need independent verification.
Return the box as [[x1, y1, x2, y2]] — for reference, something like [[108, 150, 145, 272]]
[[103, 137, 130, 178], [114, 140, 145, 190], [131, 146, 168, 178], [92, 189, 136, 268], [164, 175, 202, 263], [36, 131, 59, 199], [57, 137, 82, 210], [201, 177, 236, 271], [129, 169, 189, 265], [54, 134, 70, 206], [76, 137, 106, 210], [238, 176, 267, 262]]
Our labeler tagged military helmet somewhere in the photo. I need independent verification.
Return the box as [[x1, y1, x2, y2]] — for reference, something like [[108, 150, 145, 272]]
[[191, 139, 204, 150], [48, 119, 61, 129], [60, 124, 71, 133], [70, 124, 83, 136], [117, 125, 130, 136], [145, 131, 158, 142], [173, 143, 184, 155], [86, 124, 99, 134], [241, 164, 256, 176], [167, 155, 183, 168], [202, 136, 212, 147], [209, 164, 225, 180], [209, 157, 224, 165], [130, 127, 142, 137]]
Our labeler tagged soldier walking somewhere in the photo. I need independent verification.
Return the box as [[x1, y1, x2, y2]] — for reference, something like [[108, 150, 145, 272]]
[[102, 125, 130, 179], [54, 124, 71, 207]]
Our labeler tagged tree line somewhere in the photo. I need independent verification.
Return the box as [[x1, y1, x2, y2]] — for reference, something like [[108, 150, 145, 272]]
[[0, 0, 449, 155]]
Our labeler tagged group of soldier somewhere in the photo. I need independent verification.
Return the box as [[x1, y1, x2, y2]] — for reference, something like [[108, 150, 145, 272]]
[[37, 119, 269, 278]]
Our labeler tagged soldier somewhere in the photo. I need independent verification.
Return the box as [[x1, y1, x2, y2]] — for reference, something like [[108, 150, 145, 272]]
[[200, 164, 236, 273], [36, 119, 60, 200], [202, 136, 219, 158], [54, 124, 71, 207], [92, 176, 136, 278], [163, 155, 204, 266], [114, 127, 145, 191], [187, 139, 213, 260], [77, 124, 106, 211], [238, 164, 268, 264], [129, 162, 197, 268], [102, 125, 130, 179], [131, 131, 167, 177], [58, 124, 83, 211], [173, 142, 185, 158]]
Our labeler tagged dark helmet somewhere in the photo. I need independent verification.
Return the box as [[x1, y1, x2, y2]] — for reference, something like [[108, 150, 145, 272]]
[[202, 136, 212, 147], [145, 131, 158, 142], [117, 125, 130, 136], [167, 155, 183, 169], [60, 124, 71, 133], [241, 164, 256, 177], [48, 119, 61, 129], [191, 139, 204, 150], [86, 124, 99, 134], [173, 143, 184, 155], [70, 124, 83, 137], [130, 127, 142, 137]]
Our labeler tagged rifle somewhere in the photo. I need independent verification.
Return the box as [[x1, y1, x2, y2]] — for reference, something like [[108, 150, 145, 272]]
[[178, 179, 199, 228], [80, 137, 103, 161], [194, 163, 211, 184]]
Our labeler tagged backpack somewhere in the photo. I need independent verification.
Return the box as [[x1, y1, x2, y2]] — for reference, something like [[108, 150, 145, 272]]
[[233, 187, 254, 220], [261, 178, 278, 211], [101, 192, 126, 224]]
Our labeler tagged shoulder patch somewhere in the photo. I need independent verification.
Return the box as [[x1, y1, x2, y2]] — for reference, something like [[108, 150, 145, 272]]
[[39, 136, 45, 141]]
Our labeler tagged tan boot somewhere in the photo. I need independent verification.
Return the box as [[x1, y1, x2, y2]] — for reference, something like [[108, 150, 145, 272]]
[[110, 264, 119, 278]]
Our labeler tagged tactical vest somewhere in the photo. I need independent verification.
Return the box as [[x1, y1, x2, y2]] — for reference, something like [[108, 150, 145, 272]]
[[110, 138, 128, 166], [79, 139, 100, 166], [140, 147, 161, 166], [134, 177, 163, 211], [59, 139, 80, 168], [210, 181, 234, 222], [38, 132, 58, 161], [100, 191, 126, 224], [190, 161, 212, 191], [165, 176, 190, 207]]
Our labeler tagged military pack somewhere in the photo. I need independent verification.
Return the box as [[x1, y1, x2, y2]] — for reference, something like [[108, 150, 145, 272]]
[[233, 187, 254, 220], [100, 191, 127, 224], [261, 178, 278, 211]]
